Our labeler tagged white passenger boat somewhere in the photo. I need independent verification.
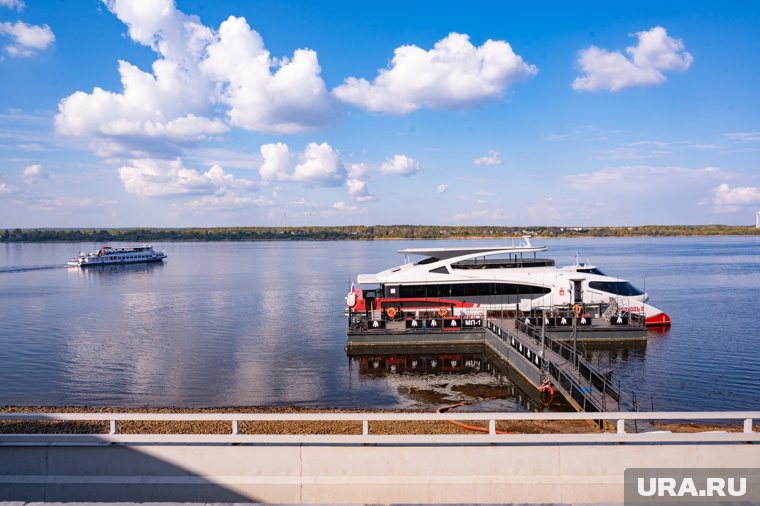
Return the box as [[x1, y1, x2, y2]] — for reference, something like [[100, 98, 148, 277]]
[[67, 245, 166, 267], [347, 237, 670, 327]]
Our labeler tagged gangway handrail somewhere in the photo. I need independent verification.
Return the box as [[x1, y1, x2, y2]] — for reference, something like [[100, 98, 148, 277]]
[[516, 318, 634, 409], [488, 319, 624, 413]]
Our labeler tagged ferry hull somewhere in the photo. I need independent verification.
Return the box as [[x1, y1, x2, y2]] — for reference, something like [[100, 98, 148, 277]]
[[350, 296, 670, 328], [71, 257, 165, 267], [645, 312, 672, 327]]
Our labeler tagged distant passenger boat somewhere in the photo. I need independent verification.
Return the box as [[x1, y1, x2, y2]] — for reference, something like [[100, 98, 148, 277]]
[[67, 245, 166, 267]]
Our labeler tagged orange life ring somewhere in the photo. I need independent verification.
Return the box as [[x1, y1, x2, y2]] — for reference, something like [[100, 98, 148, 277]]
[[387, 307, 397, 318], [572, 304, 582, 316], [437, 306, 448, 317]]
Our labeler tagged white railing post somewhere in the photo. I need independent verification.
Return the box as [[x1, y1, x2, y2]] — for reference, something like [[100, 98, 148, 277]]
[[1, 411, 760, 442]]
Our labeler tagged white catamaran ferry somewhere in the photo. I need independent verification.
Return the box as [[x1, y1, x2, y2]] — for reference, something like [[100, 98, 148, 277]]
[[347, 237, 671, 327], [67, 245, 166, 267]]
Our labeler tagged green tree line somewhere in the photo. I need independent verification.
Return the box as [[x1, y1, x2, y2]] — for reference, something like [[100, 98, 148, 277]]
[[2, 225, 759, 242]]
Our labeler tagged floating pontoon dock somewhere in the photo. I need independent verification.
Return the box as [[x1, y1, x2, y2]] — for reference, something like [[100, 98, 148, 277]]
[[347, 309, 643, 414]]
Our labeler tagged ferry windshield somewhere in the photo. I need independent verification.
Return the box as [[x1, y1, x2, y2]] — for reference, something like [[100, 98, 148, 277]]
[[577, 267, 606, 276], [588, 281, 644, 296]]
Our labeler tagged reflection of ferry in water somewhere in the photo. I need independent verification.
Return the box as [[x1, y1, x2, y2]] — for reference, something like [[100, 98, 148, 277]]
[[348, 237, 670, 327], [356, 353, 480, 375], [67, 245, 166, 267], [347, 346, 571, 411]]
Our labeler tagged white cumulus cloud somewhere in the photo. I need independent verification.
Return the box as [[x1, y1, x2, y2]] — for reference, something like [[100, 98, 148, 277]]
[[55, 0, 334, 157], [0, 20, 55, 57], [293, 142, 345, 186], [56, 0, 221, 156], [0, 182, 19, 194], [379, 154, 422, 176], [472, 149, 502, 166], [436, 183, 449, 193], [22, 164, 47, 184], [259, 142, 292, 182], [345, 162, 376, 200], [712, 183, 760, 213], [345, 178, 376, 202], [347, 162, 368, 179], [331, 201, 358, 213], [118, 157, 254, 198], [0, 0, 25, 10], [259, 142, 346, 187], [333, 32, 537, 114], [572, 26, 692, 92], [201, 16, 334, 134], [346, 178, 367, 196]]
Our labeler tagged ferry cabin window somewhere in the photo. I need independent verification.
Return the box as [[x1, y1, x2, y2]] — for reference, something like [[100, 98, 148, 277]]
[[577, 267, 606, 276], [588, 281, 644, 296], [399, 283, 550, 298]]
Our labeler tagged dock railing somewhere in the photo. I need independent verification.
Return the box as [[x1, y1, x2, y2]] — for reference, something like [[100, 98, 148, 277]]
[[516, 317, 637, 411], [0, 411, 758, 444], [487, 318, 630, 414], [521, 305, 645, 329], [349, 313, 485, 332]]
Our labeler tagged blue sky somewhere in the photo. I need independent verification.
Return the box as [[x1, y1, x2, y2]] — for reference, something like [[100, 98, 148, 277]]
[[1, 0, 759, 228]]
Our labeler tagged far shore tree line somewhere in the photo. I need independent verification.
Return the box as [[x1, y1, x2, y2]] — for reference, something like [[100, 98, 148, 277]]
[[2, 225, 759, 243]]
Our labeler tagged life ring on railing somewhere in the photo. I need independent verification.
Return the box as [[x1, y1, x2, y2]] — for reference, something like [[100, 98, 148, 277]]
[[438, 306, 449, 317], [539, 387, 554, 407], [539, 378, 555, 400], [386, 307, 397, 319], [572, 304, 582, 316], [540, 384, 555, 396]]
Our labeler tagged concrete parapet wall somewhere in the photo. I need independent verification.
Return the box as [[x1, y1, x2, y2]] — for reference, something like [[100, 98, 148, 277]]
[[2, 440, 759, 503]]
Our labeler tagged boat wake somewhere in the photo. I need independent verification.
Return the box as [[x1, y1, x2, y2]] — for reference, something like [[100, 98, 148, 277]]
[[0, 264, 69, 274]]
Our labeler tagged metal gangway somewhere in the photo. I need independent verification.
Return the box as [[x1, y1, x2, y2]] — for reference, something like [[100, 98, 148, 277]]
[[486, 317, 636, 415]]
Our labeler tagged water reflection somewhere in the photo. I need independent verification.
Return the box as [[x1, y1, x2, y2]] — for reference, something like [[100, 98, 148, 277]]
[[347, 345, 572, 412], [1, 237, 759, 411]]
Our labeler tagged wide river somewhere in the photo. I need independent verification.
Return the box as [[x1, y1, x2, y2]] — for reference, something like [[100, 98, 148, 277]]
[[1, 236, 758, 412]]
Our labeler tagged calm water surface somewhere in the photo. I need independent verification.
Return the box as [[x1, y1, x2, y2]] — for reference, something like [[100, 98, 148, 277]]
[[1, 236, 758, 411]]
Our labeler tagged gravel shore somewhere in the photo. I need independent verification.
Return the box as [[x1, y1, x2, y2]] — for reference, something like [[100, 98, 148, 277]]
[[1, 406, 752, 435], [0, 405, 601, 435]]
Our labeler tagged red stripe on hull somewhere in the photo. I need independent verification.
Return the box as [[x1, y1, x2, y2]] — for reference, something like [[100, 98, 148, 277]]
[[646, 312, 672, 327]]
